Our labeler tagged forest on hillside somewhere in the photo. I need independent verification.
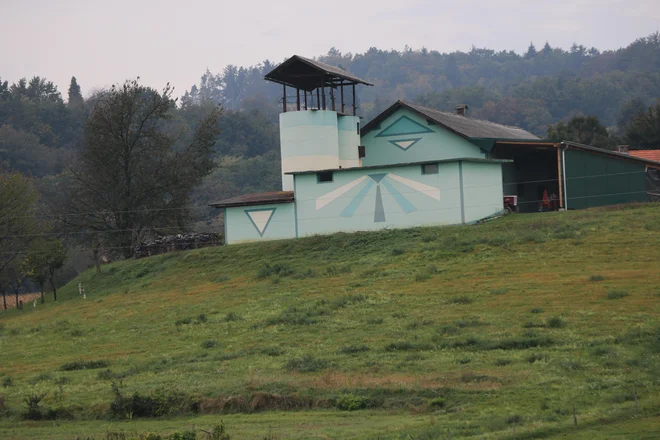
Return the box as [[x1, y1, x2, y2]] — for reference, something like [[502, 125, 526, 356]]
[[2, 33, 660, 295]]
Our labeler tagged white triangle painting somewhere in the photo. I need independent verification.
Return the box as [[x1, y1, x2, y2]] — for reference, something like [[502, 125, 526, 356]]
[[246, 209, 275, 236], [388, 138, 421, 151], [394, 140, 415, 149]]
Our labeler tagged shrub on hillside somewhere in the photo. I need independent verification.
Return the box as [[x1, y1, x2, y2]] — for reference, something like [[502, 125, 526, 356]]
[[336, 394, 368, 411], [607, 291, 629, 300], [201, 340, 218, 349], [589, 275, 605, 282], [256, 263, 294, 279], [284, 355, 328, 373], [448, 296, 472, 305], [546, 317, 566, 328], [60, 360, 109, 371], [338, 345, 370, 355]]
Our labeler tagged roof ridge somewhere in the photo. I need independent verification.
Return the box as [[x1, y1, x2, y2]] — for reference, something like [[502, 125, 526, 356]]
[[404, 101, 533, 133]]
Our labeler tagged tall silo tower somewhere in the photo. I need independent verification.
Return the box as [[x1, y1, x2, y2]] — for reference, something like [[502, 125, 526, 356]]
[[264, 55, 373, 190]]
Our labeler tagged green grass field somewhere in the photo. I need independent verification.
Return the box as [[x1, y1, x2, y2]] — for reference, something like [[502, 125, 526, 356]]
[[1, 204, 659, 439]]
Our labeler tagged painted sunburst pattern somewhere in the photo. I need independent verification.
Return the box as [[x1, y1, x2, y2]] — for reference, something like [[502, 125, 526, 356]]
[[316, 173, 440, 223]]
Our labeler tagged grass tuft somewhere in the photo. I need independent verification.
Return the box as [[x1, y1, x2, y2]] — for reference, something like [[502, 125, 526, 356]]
[[607, 291, 629, 300]]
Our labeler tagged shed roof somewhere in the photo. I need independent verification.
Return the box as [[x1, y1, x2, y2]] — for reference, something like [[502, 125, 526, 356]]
[[210, 191, 294, 209], [361, 100, 540, 141], [264, 55, 373, 91], [629, 150, 660, 162]]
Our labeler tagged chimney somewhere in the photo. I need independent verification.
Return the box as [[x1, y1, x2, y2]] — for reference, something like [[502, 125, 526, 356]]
[[456, 104, 468, 117], [617, 145, 629, 154]]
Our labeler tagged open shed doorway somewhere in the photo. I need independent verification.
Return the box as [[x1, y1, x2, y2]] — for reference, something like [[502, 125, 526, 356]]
[[491, 142, 561, 213]]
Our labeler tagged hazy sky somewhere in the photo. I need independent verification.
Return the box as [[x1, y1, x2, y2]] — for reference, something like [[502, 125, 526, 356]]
[[1, 0, 659, 98]]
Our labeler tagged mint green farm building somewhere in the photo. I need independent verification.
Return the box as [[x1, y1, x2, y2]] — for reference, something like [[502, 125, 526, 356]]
[[211, 55, 660, 244]]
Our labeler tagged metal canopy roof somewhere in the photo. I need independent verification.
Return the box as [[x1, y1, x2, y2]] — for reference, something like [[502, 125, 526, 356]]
[[264, 55, 373, 91]]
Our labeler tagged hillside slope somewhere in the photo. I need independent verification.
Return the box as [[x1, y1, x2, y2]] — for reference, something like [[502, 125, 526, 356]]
[[1, 205, 660, 439]]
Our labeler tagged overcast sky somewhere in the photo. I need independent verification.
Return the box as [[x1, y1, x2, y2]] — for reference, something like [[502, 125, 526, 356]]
[[1, 0, 659, 98]]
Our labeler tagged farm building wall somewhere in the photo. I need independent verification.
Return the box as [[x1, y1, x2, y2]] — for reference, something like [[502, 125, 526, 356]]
[[360, 108, 485, 167], [461, 161, 505, 222], [224, 203, 297, 244], [564, 149, 648, 209], [293, 160, 504, 237]]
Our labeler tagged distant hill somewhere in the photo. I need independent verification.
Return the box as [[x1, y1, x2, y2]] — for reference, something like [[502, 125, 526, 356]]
[[2, 204, 659, 439], [185, 33, 660, 135]]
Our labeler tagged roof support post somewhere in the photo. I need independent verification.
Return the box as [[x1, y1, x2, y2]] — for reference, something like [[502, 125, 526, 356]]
[[321, 86, 326, 110], [296, 88, 300, 111], [304, 90, 308, 110], [316, 88, 320, 110], [352, 84, 356, 116], [557, 145, 564, 209], [340, 83, 345, 114], [330, 87, 335, 111], [282, 84, 286, 113]]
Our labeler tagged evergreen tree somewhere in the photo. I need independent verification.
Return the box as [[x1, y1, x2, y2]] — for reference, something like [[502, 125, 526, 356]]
[[67, 76, 84, 109], [542, 42, 552, 56], [524, 42, 537, 59]]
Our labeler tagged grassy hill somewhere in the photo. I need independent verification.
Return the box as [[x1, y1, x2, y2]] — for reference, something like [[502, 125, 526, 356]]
[[1, 205, 659, 439]]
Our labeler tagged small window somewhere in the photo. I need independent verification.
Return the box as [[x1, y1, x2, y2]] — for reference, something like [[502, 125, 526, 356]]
[[422, 163, 438, 174], [357, 122, 360, 135], [317, 171, 333, 183], [358, 146, 366, 158]]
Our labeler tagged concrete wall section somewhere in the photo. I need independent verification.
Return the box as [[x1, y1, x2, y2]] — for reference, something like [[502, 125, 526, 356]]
[[461, 161, 504, 223], [225, 203, 296, 244], [360, 108, 486, 167], [294, 163, 463, 237], [279, 110, 340, 190], [338, 115, 360, 168]]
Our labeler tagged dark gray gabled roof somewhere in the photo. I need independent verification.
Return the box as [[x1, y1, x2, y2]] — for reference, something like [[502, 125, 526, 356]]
[[361, 100, 540, 141], [264, 55, 373, 91], [209, 191, 294, 209]]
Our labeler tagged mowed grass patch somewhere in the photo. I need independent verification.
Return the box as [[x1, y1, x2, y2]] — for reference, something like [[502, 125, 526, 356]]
[[0, 204, 659, 438]]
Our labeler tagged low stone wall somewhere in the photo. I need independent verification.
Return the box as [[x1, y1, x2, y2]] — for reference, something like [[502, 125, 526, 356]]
[[134, 233, 222, 259]]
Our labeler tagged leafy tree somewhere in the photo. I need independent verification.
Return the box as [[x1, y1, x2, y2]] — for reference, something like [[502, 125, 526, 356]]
[[60, 79, 221, 258], [625, 101, 660, 149], [547, 116, 615, 149], [0, 125, 60, 176], [617, 98, 647, 133], [44, 240, 66, 302], [0, 171, 43, 309], [22, 239, 59, 303], [445, 55, 460, 87]]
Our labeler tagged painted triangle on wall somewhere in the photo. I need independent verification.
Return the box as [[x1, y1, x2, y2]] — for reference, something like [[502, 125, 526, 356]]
[[375, 115, 434, 138], [388, 138, 422, 151], [245, 208, 276, 237]]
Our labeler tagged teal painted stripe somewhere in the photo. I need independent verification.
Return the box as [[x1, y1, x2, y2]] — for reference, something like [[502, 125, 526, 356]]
[[382, 179, 416, 213], [340, 179, 374, 217]]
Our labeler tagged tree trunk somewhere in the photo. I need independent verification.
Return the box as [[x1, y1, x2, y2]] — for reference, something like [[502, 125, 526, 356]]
[[15, 291, 19, 309], [40, 282, 45, 304], [2, 291, 7, 310], [50, 271, 58, 302], [93, 244, 102, 274]]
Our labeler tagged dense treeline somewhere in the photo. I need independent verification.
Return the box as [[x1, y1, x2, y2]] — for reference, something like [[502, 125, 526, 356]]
[[2, 33, 660, 298]]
